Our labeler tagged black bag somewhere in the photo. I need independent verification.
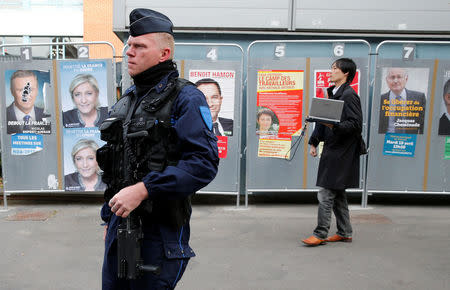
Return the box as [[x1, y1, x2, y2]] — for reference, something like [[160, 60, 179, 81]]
[[359, 135, 368, 155]]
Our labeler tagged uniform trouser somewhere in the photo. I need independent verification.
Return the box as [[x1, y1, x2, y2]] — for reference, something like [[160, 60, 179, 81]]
[[102, 237, 189, 290], [313, 187, 353, 239]]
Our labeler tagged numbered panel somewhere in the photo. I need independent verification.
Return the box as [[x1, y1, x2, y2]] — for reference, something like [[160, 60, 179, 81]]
[[367, 42, 450, 193], [0, 58, 116, 193], [246, 40, 371, 194], [174, 43, 244, 195]]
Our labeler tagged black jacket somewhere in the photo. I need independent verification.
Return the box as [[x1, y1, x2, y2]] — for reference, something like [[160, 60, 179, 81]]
[[308, 83, 363, 190]]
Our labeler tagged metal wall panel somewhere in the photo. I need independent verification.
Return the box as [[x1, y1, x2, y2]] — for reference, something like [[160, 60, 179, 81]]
[[366, 42, 450, 194], [0, 60, 59, 191], [114, 0, 450, 33], [114, 0, 291, 31], [294, 0, 450, 32], [246, 41, 370, 198]]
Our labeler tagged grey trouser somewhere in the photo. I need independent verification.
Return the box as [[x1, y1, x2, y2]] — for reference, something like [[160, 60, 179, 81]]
[[313, 188, 353, 239]]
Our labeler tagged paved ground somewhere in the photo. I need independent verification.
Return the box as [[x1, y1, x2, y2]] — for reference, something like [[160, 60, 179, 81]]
[[0, 194, 449, 290]]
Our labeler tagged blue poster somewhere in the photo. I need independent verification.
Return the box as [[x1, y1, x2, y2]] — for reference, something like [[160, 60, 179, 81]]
[[383, 133, 417, 157], [11, 133, 44, 155], [63, 128, 106, 191], [59, 60, 109, 128], [5, 70, 52, 134]]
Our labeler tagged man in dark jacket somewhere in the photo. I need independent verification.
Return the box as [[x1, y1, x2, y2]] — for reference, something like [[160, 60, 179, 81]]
[[302, 58, 363, 246], [101, 9, 219, 289]]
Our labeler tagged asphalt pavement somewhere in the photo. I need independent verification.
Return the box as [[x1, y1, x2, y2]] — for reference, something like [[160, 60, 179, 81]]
[[0, 194, 449, 290]]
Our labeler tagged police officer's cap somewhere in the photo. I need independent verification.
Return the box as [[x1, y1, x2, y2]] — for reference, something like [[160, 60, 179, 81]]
[[129, 8, 174, 37]]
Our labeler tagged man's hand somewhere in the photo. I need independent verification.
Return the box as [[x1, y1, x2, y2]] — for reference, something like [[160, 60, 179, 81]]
[[310, 145, 317, 157], [321, 122, 334, 129], [108, 182, 148, 218]]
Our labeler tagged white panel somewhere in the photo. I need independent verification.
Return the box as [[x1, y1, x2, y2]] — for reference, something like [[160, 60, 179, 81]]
[[294, 0, 450, 32], [123, 0, 290, 29], [0, 7, 83, 36], [125, 7, 289, 29], [114, 0, 450, 32], [295, 10, 450, 31], [127, 0, 288, 9], [297, 0, 449, 10]]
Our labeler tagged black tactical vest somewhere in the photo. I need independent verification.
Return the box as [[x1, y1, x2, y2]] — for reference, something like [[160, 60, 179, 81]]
[[98, 78, 192, 229]]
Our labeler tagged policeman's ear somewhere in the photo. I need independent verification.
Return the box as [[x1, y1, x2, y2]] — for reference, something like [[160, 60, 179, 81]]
[[159, 47, 172, 62]]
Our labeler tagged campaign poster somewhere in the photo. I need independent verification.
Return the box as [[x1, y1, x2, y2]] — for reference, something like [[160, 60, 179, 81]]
[[378, 67, 429, 134], [59, 60, 109, 128], [445, 137, 450, 159], [217, 136, 228, 159], [63, 128, 106, 192], [256, 70, 304, 159], [383, 133, 417, 157], [438, 70, 450, 135], [257, 138, 292, 159], [10, 133, 43, 155], [5, 70, 51, 134], [188, 69, 235, 137], [314, 69, 360, 98]]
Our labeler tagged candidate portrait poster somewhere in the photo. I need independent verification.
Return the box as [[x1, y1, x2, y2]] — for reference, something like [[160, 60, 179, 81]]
[[378, 67, 429, 135], [314, 69, 360, 98], [63, 128, 105, 192], [256, 70, 304, 159], [59, 60, 109, 129], [438, 70, 450, 136], [188, 69, 235, 124], [5, 69, 51, 135]]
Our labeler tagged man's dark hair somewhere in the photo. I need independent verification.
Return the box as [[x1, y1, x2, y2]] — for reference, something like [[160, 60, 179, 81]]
[[195, 78, 221, 95], [333, 58, 357, 84], [444, 79, 450, 97]]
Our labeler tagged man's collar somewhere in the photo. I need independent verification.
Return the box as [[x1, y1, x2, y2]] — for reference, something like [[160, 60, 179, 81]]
[[154, 70, 178, 93], [389, 89, 406, 99], [13, 103, 35, 120], [126, 70, 179, 97]]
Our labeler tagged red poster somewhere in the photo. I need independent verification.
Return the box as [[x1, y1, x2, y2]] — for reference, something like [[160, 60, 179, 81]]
[[217, 136, 228, 159], [256, 70, 304, 140], [314, 70, 360, 98]]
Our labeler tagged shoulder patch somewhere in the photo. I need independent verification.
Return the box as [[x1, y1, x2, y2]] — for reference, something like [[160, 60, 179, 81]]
[[199, 106, 213, 130]]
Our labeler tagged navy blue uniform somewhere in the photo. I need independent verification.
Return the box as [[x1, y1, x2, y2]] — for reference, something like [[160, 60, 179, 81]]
[[101, 71, 219, 289]]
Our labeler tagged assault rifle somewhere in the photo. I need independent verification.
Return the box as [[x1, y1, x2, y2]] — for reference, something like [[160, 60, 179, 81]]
[[97, 117, 160, 279]]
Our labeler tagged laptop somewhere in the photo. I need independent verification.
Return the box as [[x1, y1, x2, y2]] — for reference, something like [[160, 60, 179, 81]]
[[305, 97, 344, 125]]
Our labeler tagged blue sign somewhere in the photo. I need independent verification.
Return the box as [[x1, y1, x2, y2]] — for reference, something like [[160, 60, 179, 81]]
[[11, 133, 44, 155], [383, 133, 417, 157]]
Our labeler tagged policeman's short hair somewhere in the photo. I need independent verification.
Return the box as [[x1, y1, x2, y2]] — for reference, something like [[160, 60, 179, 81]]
[[195, 78, 222, 95], [69, 74, 100, 109], [10, 70, 37, 94], [333, 58, 357, 84]]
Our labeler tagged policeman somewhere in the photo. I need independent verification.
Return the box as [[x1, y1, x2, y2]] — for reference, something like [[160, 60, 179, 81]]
[[99, 8, 219, 289]]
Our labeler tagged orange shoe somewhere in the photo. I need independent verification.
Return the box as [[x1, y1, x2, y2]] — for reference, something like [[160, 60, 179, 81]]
[[302, 235, 326, 246], [326, 234, 352, 243]]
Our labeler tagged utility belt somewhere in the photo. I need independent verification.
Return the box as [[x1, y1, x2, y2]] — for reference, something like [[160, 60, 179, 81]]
[[142, 197, 192, 229]]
